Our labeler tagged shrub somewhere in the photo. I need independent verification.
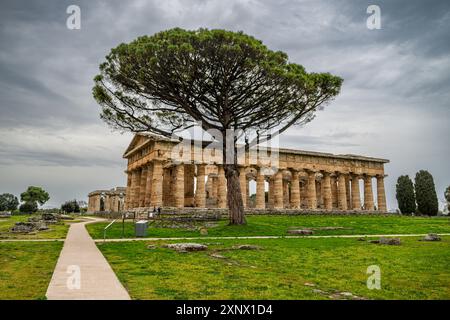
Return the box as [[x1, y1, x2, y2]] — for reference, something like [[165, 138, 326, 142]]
[[19, 202, 38, 214]]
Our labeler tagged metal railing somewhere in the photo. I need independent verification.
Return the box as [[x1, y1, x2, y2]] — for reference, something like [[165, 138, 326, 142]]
[[103, 219, 117, 242]]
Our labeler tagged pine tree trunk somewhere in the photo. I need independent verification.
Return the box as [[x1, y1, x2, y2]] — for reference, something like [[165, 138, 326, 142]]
[[224, 164, 246, 225]]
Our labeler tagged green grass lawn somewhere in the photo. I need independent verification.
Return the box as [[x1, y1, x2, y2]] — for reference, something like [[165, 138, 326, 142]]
[[98, 236, 450, 300], [0, 241, 63, 299], [0, 214, 70, 239], [87, 215, 450, 239]]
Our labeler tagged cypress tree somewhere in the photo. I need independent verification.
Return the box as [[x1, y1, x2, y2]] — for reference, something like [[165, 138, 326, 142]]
[[396, 175, 416, 214], [414, 170, 439, 216]]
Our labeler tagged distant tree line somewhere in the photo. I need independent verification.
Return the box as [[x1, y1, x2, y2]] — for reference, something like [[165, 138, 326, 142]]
[[1, 187, 89, 215], [396, 170, 442, 216], [0, 186, 50, 213]]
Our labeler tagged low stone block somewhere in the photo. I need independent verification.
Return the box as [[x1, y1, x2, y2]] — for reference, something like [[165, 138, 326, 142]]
[[370, 237, 401, 245], [10, 222, 36, 233], [287, 229, 314, 235], [232, 244, 263, 250], [421, 233, 441, 241], [163, 243, 208, 252]]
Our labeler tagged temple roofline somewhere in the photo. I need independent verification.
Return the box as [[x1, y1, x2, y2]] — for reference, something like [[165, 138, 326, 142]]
[[88, 187, 126, 197], [123, 132, 389, 164]]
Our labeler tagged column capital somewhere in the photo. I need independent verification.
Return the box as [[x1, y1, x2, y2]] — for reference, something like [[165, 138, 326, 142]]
[[291, 170, 300, 180]]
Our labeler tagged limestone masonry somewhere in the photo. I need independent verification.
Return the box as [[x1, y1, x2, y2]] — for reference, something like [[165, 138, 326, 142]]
[[116, 133, 389, 213]]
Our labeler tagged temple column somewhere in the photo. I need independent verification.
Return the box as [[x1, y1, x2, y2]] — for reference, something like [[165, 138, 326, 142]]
[[255, 168, 266, 209], [104, 195, 110, 211], [351, 174, 361, 210], [268, 177, 274, 208], [184, 164, 195, 207], [132, 169, 141, 208], [273, 170, 284, 209], [345, 175, 351, 209], [124, 171, 132, 210], [290, 170, 301, 209], [307, 171, 317, 210], [316, 180, 323, 208], [364, 175, 374, 211], [337, 173, 348, 210], [300, 180, 306, 208], [144, 164, 153, 207], [205, 175, 213, 200], [331, 175, 338, 209], [173, 164, 185, 208], [283, 179, 290, 207], [376, 175, 387, 212], [239, 167, 248, 208], [247, 180, 251, 207], [322, 172, 332, 211], [139, 166, 147, 207], [212, 176, 218, 200], [195, 164, 207, 208], [217, 165, 227, 208], [150, 161, 163, 207], [162, 168, 170, 206]]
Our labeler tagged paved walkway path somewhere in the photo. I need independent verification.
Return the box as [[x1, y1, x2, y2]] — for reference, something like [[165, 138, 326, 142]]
[[45, 218, 130, 300], [95, 233, 450, 242]]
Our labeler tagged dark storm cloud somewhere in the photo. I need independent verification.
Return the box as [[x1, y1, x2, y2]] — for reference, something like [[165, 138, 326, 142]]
[[0, 0, 449, 208]]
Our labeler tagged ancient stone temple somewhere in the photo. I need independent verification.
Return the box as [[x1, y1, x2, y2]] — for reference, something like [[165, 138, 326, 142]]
[[123, 133, 389, 212], [87, 187, 126, 213]]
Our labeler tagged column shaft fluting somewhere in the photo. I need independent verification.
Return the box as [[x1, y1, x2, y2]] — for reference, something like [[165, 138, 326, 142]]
[[144, 164, 153, 207], [195, 164, 207, 208], [307, 171, 317, 210], [268, 178, 274, 208], [217, 166, 227, 208], [273, 171, 284, 209], [376, 175, 387, 212], [173, 164, 185, 208], [132, 169, 141, 208], [256, 168, 266, 209], [139, 166, 148, 207], [322, 172, 332, 210], [331, 176, 338, 209], [364, 175, 374, 211], [124, 172, 132, 210], [290, 171, 301, 209], [337, 173, 348, 210], [150, 161, 163, 207], [345, 175, 351, 209]]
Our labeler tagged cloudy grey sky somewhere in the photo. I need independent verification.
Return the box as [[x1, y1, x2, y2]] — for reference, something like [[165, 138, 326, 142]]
[[0, 0, 449, 210]]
